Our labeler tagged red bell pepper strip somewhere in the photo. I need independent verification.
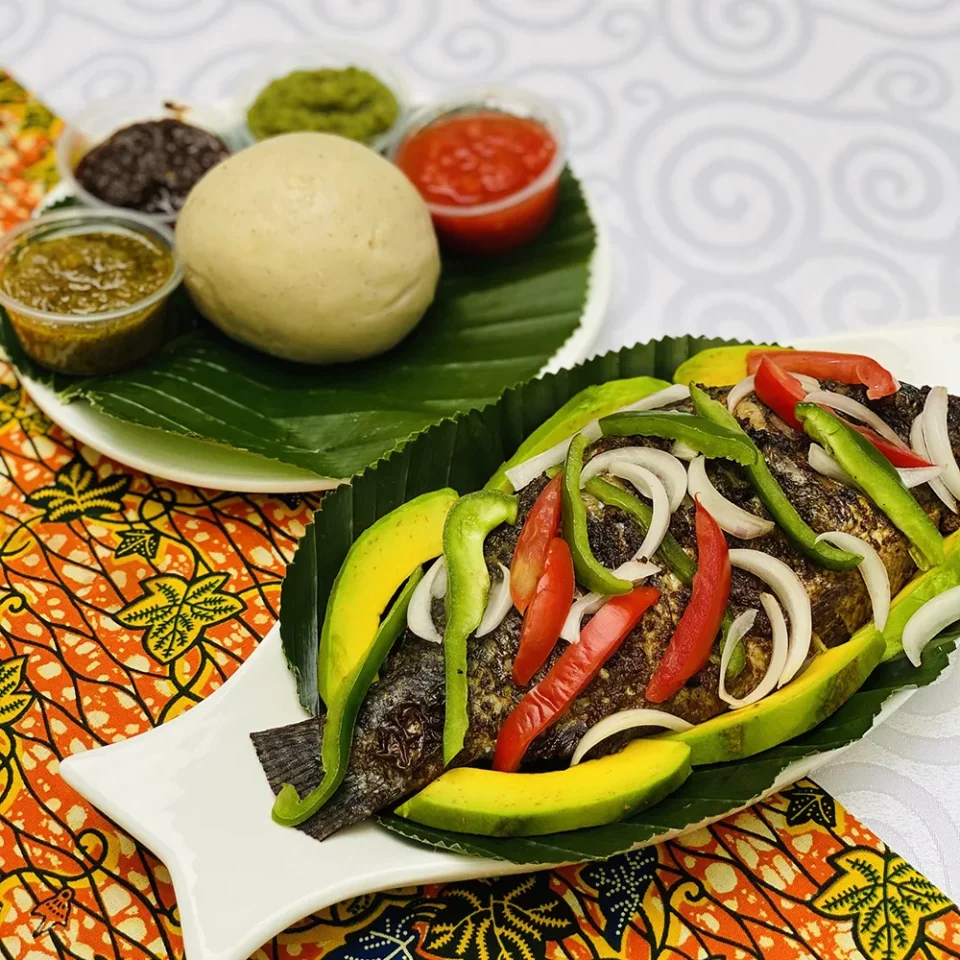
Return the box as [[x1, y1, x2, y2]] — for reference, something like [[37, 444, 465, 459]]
[[754, 355, 806, 431], [646, 499, 730, 703], [753, 358, 932, 469], [494, 586, 660, 772], [512, 538, 576, 686], [747, 349, 899, 400], [841, 421, 929, 469], [510, 474, 562, 614]]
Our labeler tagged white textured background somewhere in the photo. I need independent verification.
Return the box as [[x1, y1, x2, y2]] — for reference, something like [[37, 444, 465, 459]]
[[3, 0, 960, 893]]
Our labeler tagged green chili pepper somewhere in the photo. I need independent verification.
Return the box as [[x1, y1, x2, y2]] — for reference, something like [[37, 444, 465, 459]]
[[599, 411, 759, 466], [562, 433, 633, 596], [585, 476, 744, 677], [272, 567, 424, 827], [796, 403, 943, 571], [442, 490, 519, 765], [584, 476, 695, 585], [690, 385, 861, 571]]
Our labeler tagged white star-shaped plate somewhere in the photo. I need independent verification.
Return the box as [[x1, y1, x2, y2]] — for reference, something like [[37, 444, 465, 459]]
[[60, 321, 959, 960]]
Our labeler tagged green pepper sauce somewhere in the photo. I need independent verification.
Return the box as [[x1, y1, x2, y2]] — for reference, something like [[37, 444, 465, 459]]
[[1, 229, 175, 376], [246, 66, 399, 143], [2, 229, 173, 315]]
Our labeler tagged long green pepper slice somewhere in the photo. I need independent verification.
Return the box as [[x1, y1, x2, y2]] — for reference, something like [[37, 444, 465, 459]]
[[797, 403, 943, 571], [442, 490, 518, 765], [272, 567, 424, 826], [690, 385, 860, 571], [584, 476, 696, 585], [562, 433, 633, 596], [599, 411, 759, 466]]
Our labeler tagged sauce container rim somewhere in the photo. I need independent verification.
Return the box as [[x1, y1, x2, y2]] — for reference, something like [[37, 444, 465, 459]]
[[0, 208, 183, 325], [387, 84, 569, 220], [54, 94, 239, 226], [232, 38, 414, 152]]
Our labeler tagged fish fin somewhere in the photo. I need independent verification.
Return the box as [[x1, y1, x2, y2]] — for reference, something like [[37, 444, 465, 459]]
[[251, 719, 375, 840]]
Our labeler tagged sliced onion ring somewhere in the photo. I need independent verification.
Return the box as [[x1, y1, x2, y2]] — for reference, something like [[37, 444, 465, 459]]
[[898, 465, 944, 489], [719, 594, 789, 708], [560, 562, 659, 643], [407, 558, 447, 643], [611, 463, 671, 559], [477, 562, 512, 637], [671, 440, 699, 461], [727, 375, 756, 415], [562, 562, 658, 643], [922, 386, 960, 500], [804, 389, 907, 449], [581, 447, 687, 512], [718, 608, 758, 700], [614, 383, 690, 414], [612, 560, 660, 583], [570, 709, 694, 766], [561, 592, 606, 643], [912, 412, 958, 513], [504, 421, 604, 492], [808, 443, 856, 488], [903, 585, 960, 667], [687, 456, 774, 539], [815, 531, 890, 632], [729, 548, 812, 688]]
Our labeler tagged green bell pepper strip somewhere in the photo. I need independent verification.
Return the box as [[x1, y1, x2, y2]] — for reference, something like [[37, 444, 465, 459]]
[[562, 433, 633, 596], [442, 490, 519, 765], [796, 403, 943, 571], [584, 476, 745, 677], [690, 385, 861, 572], [272, 567, 424, 827], [584, 476, 695, 585], [599, 411, 759, 466]]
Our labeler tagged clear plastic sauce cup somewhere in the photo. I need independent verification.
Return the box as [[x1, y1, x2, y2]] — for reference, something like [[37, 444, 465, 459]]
[[0, 208, 183, 376]]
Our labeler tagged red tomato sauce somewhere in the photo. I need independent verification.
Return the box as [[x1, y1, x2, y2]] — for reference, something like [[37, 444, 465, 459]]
[[395, 111, 560, 254]]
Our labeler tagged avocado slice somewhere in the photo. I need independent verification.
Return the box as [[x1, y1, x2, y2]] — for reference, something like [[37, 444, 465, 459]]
[[663, 628, 885, 765], [872, 529, 960, 661], [672, 344, 785, 388], [394, 738, 692, 836], [317, 487, 458, 705], [486, 376, 672, 493]]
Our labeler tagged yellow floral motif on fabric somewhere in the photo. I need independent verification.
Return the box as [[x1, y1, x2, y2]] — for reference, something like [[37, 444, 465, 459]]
[[118, 572, 245, 664], [813, 847, 952, 960]]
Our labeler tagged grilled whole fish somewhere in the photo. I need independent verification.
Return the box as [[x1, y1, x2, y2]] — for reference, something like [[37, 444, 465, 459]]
[[254, 381, 960, 840]]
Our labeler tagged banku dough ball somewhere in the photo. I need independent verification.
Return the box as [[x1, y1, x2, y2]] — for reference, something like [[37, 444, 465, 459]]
[[176, 131, 441, 364]]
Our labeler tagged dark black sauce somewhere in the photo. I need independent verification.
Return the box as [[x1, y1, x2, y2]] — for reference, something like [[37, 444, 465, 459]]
[[75, 117, 230, 217]]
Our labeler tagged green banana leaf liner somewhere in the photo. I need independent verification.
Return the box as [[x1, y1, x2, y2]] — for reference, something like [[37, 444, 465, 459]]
[[279, 333, 957, 864], [0, 171, 595, 480]]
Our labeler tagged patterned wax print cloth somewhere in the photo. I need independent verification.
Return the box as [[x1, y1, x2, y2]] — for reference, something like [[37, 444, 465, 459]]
[[0, 72, 61, 231], [2, 70, 960, 960]]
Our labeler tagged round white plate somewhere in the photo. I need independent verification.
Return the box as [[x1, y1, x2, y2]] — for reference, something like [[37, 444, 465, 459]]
[[18, 207, 612, 494], [58, 320, 959, 960]]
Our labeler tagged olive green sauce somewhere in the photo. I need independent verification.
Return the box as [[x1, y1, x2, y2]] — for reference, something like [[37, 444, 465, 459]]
[[246, 66, 399, 142], [1, 229, 176, 376], [3, 229, 173, 315]]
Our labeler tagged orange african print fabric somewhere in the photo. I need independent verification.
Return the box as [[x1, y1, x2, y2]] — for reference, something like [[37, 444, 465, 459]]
[[2, 72, 960, 960], [0, 72, 61, 231], [0, 356, 956, 960]]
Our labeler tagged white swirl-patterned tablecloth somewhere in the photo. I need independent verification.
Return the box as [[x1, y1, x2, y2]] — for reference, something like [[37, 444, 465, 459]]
[[2, 0, 960, 896]]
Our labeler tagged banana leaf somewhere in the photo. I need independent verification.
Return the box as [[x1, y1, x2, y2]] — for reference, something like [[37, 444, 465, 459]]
[[0, 170, 595, 480], [278, 331, 956, 864]]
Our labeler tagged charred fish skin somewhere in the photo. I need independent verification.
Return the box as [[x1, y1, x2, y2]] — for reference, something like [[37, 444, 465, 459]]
[[254, 378, 958, 841]]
